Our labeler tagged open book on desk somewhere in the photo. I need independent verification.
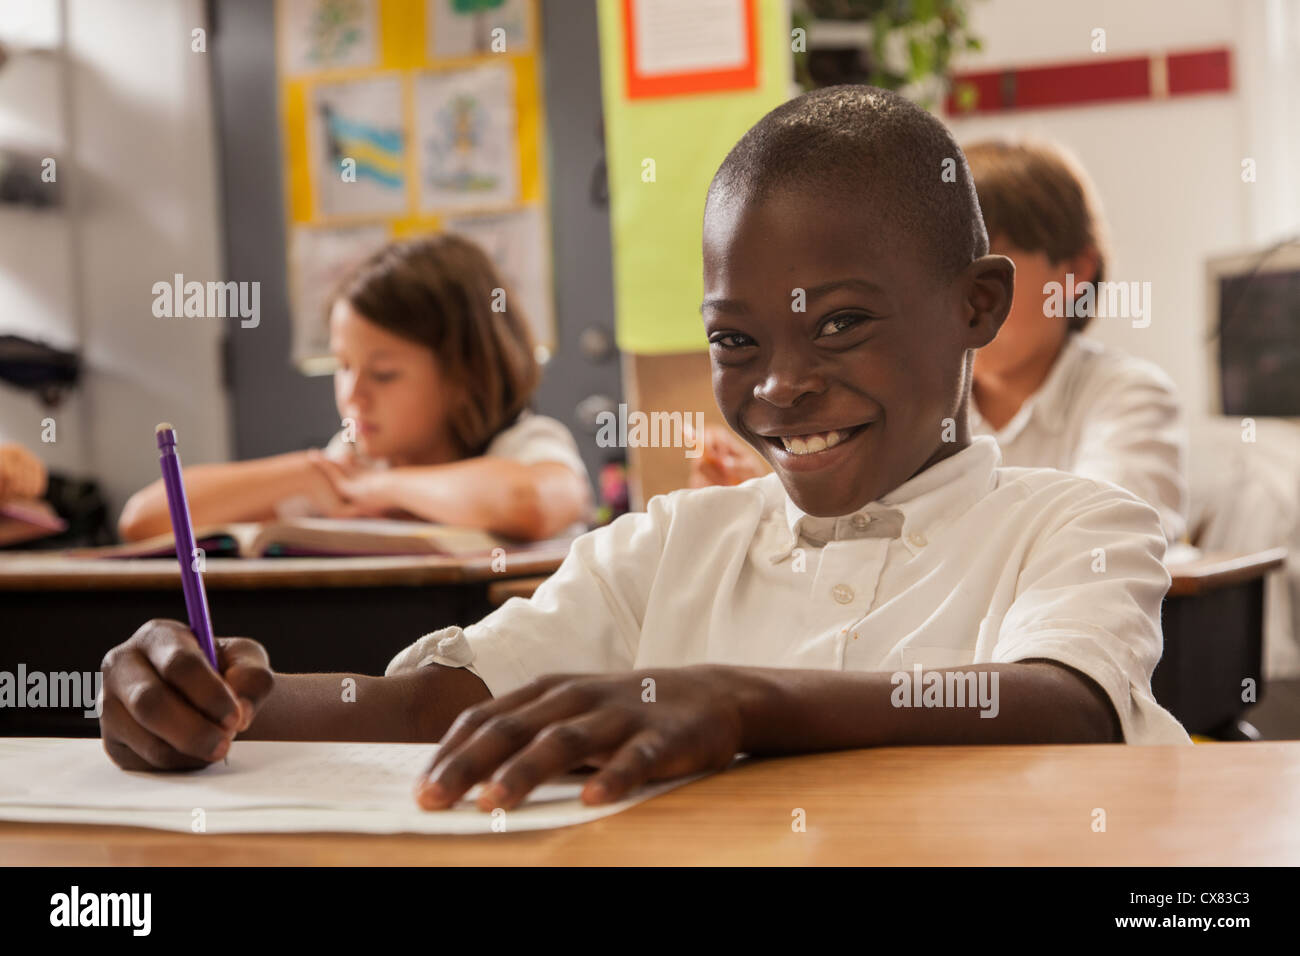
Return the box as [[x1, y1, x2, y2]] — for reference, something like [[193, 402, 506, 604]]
[[80, 517, 524, 559]]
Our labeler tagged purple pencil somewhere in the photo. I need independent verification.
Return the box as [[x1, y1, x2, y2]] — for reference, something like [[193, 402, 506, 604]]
[[155, 423, 219, 670]]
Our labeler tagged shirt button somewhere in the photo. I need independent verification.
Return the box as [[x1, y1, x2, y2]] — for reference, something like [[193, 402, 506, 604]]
[[831, 583, 855, 604], [851, 514, 870, 531], [908, 532, 928, 548]]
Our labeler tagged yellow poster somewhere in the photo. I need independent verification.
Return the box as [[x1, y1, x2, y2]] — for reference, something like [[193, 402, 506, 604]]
[[276, 0, 552, 369]]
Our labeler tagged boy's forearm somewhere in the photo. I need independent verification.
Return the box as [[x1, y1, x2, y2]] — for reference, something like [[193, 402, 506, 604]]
[[242, 665, 491, 742], [729, 660, 1121, 753]]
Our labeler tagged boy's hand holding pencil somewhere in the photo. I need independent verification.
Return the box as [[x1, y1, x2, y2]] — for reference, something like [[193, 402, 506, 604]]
[[100, 620, 274, 771], [100, 425, 272, 771]]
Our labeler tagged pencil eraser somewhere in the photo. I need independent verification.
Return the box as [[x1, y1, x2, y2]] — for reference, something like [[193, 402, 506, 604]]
[[155, 422, 174, 434]]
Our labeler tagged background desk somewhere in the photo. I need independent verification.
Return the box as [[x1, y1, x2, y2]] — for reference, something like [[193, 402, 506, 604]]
[[0, 546, 568, 736], [1157, 548, 1287, 737], [1, 742, 1296, 865]]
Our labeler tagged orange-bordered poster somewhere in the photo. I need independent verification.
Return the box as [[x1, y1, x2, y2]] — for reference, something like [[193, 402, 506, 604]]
[[622, 0, 758, 99]]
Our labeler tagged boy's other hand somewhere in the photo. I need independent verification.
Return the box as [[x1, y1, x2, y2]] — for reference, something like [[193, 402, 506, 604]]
[[687, 425, 767, 488], [0, 443, 48, 501], [414, 666, 744, 811], [99, 619, 274, 771]]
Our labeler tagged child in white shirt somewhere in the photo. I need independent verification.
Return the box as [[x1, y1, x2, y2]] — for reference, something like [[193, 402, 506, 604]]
[[964, 138, 1188, 542], [98, 87, 1190, 813]]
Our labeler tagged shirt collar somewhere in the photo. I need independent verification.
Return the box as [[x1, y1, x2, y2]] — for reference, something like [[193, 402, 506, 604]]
[[771, 435, 1003, 560], [971, 333, 1084, 439]]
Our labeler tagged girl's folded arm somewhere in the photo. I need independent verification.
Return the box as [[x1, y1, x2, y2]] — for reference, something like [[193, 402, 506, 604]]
[[117, 451, 342, 541], [378, 458, 590, 541]]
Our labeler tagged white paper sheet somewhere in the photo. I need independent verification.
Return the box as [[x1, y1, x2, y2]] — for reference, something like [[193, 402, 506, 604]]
[[309, 76, 409, 218], [446, 205, 554, 349], [288, 223, 390, 366], [279, 0, 379, 76], [414, 64, 518, 213], [427, 0, 532, 59], [631, 0, 747, 77], [0, 739, 698, 834]]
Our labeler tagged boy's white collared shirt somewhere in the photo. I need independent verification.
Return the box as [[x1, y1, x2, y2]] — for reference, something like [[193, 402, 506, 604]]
[[389, 435, 1191, 745], [971, 334, 1189, 543]]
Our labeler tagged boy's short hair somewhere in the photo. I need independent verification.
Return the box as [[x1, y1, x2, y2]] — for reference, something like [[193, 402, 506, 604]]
[[707, 84, 988, 281], [964, 138, 1111, 332]]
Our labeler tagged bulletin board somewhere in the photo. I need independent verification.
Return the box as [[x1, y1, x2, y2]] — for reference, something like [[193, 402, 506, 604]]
[[275, 0, 554, 372], [596, 0, 789, 355]]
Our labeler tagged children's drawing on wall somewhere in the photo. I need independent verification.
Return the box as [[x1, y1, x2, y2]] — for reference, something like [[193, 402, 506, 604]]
[[289, 224, 390, 368], [446, 206, 554, 349], [280, 0, 378, 75], [309, 76, 408, 218], [428, 0, 532, 59], [416, 64, 518, 213]]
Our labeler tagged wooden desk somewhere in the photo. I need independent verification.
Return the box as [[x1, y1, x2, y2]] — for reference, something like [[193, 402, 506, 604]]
[[1, 742, 1296, 865], [0, 546, 569, 737], [1159, 549, 1288, 737], [0, 549, 569, 590], [486, 574, 550, 606], [1168, 548, 1286, 597]]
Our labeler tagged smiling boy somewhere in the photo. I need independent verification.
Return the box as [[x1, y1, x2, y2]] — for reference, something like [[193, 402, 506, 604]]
[[98, 87, 1189, 811]]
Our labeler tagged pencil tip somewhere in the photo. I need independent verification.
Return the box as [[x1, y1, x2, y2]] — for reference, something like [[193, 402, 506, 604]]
[[155, 422, 174, 434]]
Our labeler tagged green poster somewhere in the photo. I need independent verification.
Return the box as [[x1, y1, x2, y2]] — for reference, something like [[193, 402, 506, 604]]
[[597, 0, 791, 354]]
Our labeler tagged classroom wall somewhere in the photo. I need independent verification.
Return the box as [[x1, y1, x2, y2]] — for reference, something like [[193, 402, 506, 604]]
[[0, 1, 84, 478], [0, 0, 230, 513], [212, 0, 337, 459], [528, 1, 621, 479], [216, 0, 622, 485], [943, 0, 1300, 424], [5, 0, 1295, 514]]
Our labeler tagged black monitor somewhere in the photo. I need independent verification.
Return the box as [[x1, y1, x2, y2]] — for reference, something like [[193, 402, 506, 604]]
[[1207, 240, 1300, 417]]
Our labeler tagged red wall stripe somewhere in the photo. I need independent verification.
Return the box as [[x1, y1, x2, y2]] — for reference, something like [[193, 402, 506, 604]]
[[946, 47, 1232, 114], [1167, 48, 1232, 95]]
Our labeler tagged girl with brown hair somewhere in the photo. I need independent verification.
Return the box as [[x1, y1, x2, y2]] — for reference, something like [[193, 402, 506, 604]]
[[119, 234, 590, 542]]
